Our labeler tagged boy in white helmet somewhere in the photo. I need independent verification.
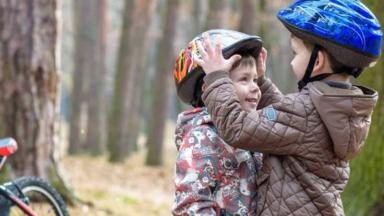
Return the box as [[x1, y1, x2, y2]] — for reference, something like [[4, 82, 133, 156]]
[[172, 29, 266, 215]]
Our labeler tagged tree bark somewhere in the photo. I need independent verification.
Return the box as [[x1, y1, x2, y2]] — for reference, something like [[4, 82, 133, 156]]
[[145, 0, 180, 166], [85, 0, 107, 155], [193, 0, 207, 35], [69, 0, 90, 154], [0, 0, 58, 178], [260, 0, 295, 93], [205, 0, 230, 30], [108, 0, 137, 162], [239, 0, 259, 35], [126, 0, 157, 153]]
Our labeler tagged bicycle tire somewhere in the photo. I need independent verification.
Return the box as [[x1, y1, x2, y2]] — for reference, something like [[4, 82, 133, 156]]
[[9, 176, 69, 216]]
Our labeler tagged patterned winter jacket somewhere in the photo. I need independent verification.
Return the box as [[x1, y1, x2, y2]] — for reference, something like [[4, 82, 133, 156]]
[[172, 107, 263, 216], [202, 71, 378, 216]]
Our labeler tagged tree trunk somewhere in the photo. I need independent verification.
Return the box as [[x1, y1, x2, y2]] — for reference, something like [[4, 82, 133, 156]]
[[204, 0, 230, 30], [69, 0, 90, 154], [85, 0, 107, 155], [108, 0, 137, 162], [193, 0, 207, 35], [0, 0, 58, 178], [260, 0, 295, 93], [239, 0, 259, 35], [145, 0, 180, 166], [171, 0, 208, 116], [126, 0, 157, 153]]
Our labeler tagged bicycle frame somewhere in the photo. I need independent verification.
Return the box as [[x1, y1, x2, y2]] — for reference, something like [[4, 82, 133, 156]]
[[0, 182, 37, 216], [0, 138, 38, 216]]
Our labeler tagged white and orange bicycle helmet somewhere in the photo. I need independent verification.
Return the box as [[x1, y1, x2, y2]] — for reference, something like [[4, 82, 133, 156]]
[[173, 29, 262, 107]]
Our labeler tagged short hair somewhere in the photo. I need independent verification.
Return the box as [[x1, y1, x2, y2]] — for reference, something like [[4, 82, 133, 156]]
[[325, 50, 362, 77], [299, 37, 360, 77], [230, 55, 257, 72]]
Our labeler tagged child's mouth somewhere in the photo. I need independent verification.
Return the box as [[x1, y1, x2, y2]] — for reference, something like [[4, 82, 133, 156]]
[[246, 98, 258, 103], [245, 98, 258, 107]]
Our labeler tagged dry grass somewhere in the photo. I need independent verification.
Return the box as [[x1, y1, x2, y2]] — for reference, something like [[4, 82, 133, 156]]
[[61, 122, 177, 216]]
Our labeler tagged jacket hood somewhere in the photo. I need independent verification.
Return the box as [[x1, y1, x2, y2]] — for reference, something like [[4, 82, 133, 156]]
[[308, 81, 378, 160], [175, 107, 212, 151]]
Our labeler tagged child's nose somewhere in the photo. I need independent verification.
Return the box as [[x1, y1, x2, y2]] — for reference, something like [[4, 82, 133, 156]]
[[250, 83, 260, 93]]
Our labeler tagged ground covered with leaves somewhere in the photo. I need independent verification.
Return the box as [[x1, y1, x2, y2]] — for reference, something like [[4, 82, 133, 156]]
[[63, 135, 176, 215]]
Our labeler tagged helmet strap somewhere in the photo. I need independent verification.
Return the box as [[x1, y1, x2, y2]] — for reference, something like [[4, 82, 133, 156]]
[[298, 45, 320, 91], [191, 76, 205, 107], [349, 68, 363, 78], [307, 73, 334, 83]]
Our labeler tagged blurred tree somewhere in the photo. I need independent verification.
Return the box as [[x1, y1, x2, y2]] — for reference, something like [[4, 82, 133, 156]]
[[204, 0, 230, 30], [108, 0, 156, 162], [173, 0, 208, 116], [193, 0, 207, 35], [259, 0, 295, 93], [342, 1, 384, 215], [127, 0, 157, 154], [0, 0, 60, 178], [84, 0, 107, 155], [0, 1, 76, 203], [239, 0, 259, 35], [108, 0, 137, 162], [68, 1, 87, 154], [146, 0, 181, 166], [69, 0, 104, 153]]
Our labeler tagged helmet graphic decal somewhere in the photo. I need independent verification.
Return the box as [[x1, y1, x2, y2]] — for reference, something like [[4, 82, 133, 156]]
[[173, 40, 199, 85]]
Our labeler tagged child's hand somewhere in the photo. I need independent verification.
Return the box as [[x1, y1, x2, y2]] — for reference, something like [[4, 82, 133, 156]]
[[193, 33, 241, 75], [256, 47, 267, 77]]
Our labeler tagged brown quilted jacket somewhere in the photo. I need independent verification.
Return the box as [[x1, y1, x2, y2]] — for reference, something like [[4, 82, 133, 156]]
[[202, 71, 378, 216]]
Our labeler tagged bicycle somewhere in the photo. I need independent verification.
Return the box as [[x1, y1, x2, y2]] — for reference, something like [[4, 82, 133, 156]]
[[0, 138, 69, 216]]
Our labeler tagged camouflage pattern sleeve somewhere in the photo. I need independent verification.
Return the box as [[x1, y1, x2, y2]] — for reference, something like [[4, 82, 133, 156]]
[[172, 127, 222, 215]]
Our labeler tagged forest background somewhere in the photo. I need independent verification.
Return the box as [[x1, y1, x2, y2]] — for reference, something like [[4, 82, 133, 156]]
[[0, 0, 382, 215]]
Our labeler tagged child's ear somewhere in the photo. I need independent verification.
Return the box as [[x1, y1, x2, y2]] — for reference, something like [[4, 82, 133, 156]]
[[201, 83, 206, 91], [313, 49, 326, 73]]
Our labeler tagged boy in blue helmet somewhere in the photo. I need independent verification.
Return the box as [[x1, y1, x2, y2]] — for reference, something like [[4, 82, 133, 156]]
[[194, 0, 382, 215]]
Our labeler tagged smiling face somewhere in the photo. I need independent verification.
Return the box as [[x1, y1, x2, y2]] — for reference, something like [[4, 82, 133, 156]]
[[290, 36, 313, 80], [229, 56, 261, 112]]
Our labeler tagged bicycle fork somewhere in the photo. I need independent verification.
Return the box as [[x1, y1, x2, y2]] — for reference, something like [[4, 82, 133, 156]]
[[0, 183, 37, 216]]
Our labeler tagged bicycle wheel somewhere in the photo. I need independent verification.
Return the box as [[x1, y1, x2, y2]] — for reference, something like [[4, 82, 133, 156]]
[[9, 176, 69, 216]]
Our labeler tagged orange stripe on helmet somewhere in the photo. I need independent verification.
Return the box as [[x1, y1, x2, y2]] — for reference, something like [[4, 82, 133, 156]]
[[179, 50, 187, 81], [173, 50, 184, 83]]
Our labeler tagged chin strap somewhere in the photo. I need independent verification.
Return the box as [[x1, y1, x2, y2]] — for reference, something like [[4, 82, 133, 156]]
[[297, 45, 363, 91], [191, 77, 205, 107], [298, 45, 320, 91], [349, 68, 363, 78]]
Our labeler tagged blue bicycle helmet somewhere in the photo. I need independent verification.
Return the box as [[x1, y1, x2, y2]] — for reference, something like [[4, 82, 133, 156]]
[[277, 0, 383, 89]]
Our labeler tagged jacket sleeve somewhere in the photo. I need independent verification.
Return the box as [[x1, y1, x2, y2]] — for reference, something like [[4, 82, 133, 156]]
[[257, 75, 284, 109], [172, 128, 221, 215], [202, 71, 307, 155]]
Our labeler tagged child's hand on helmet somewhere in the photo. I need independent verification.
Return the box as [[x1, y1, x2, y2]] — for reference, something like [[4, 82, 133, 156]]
[[257, 47, 267, 77], [194, 33, 241, 74]]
